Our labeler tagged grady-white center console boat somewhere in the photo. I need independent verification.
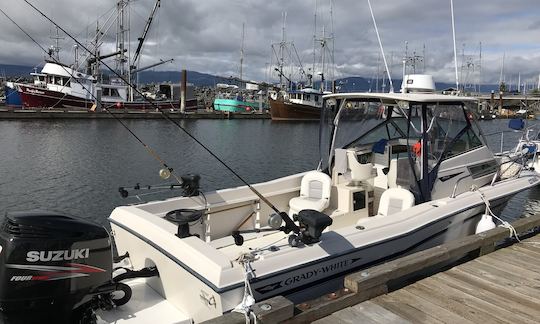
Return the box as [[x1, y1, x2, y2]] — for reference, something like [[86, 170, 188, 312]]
[[1, 75, 538, 323]]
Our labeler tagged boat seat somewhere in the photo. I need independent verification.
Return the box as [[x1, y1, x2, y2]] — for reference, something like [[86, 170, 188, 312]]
[[289, 171, 331, 216], [347, 150, 374, 186], [377, 187, 415, 216]]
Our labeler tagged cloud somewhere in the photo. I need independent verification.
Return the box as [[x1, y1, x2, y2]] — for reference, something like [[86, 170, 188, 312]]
[[0, 0, 539, 86]]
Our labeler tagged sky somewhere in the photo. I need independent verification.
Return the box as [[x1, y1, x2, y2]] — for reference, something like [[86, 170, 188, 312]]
[[1, 0, 540, 88]]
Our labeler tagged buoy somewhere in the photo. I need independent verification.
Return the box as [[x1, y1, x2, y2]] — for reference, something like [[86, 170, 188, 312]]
[[116, 102, 122, 108], [475, 214, 496, 234], [245, 107, 251, 112]]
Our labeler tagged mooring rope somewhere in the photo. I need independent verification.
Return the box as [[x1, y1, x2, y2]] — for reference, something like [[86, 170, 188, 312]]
[[234, 253, 258, 324], [476, 190, 520, 242]]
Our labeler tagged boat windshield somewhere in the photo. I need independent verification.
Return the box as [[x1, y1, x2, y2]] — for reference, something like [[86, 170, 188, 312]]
[[320, 96, 486, 201]]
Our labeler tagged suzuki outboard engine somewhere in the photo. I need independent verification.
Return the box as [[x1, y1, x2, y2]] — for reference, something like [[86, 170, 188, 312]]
[[0, 211, 115, 324]]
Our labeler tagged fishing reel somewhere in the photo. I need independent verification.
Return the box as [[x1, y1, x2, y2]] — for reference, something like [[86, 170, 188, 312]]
[[232, 209, 332, 247], [118, 173, 201, 198]]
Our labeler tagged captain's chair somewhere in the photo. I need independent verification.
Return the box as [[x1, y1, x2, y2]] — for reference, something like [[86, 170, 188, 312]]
[[347, 150, 374, 186], [289, 171, 332, 216], [377, 188, 415, 216]]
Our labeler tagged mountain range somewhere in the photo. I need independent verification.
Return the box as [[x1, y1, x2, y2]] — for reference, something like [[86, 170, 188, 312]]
[[0, 63, 502, 93]]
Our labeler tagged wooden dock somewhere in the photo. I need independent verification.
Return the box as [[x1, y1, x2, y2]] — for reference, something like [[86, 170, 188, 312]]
[[315, 233, 540, 324], [0, 107, 270, 120], [204, 214, 540, 324]]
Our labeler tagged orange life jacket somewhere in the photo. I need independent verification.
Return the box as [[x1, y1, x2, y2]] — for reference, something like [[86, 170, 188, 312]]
[[412, 141, 421, 157]]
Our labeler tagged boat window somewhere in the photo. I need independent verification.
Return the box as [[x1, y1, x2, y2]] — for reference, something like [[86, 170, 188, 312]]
[[63, 78, 71, 87], [103, 88, 110, 96], [443, 128, 483, 159], [315, 95, 319, 103], [321, 99, 386, 166], [55, 77, 62, 86], [47, 76, 53, 84], [38, 76, 45, 82], [111, 88, 120, 97], [306, 94, 311, 101]]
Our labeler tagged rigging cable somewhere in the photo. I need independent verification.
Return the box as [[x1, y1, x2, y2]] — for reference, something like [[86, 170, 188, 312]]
[[20, 0, 299, 232]]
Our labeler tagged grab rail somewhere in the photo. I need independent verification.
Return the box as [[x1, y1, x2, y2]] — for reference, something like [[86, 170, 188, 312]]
[[450, 174, 472, 198]]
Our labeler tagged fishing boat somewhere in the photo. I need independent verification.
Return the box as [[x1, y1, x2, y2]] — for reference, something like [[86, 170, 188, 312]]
[[17, 62, 197, 110], [213, 96, 261, 113], [2, 75, 537, 324], [213, 84, 266, 113], [3, 82, 22, 108], [269, 87, 326, 120], [17, 0, 197, 111], [212, 24, 266, 114], [107, 75, 539, 321]]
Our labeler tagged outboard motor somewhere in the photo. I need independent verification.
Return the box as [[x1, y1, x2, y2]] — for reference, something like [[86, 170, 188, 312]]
[[0, 211, 116, 324]]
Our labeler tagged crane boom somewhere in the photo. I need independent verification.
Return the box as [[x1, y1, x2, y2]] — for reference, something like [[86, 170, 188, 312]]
[[130, 0, 161, 71]]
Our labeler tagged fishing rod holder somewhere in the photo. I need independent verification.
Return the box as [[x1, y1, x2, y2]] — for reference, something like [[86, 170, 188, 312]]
[[232, 210, 332, 247], [118, 174, 201, 198]]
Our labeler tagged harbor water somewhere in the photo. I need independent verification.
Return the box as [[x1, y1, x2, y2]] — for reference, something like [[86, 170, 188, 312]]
[[0, 118, 539, 227]]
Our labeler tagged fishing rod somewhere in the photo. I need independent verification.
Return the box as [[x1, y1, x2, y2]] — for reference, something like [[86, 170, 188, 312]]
[[20, 0, 301, 234], [0, 6, 182, 186]]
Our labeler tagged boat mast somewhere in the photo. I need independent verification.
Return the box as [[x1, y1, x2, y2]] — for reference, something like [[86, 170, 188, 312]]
[[450, 0, 459, 91], [116, 0, 129, 79], [312, 0, 318, 88], [367, 0, 394, 93], [330, 0, 335, 89], [240, 22, 245, 82], [320, 25, 326, 92], [478, 41, 482, 93], [49, 26, 64, 61], [279, 12, 287, 89]]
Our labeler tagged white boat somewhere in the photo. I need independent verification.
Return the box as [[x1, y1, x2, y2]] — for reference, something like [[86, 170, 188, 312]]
[[1, 75, 538, 324], [108, 75, 539, 322]]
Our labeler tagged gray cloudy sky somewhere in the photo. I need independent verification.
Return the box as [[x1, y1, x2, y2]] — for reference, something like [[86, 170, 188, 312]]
[[1, 0, 540, 86]]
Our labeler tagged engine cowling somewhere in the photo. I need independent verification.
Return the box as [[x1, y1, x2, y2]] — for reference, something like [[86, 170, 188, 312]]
[[0, 211, 113, 324]]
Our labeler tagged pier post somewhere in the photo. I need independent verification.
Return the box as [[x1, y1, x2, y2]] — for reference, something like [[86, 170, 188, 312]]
[[180, 69, 187, 113]]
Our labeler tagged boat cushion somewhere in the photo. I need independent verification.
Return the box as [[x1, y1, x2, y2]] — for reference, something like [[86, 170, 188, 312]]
[[289, 171, 331, 216], [378, 188, 415, 216]]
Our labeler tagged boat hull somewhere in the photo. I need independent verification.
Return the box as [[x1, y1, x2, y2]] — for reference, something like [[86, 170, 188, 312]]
[[4, 83, 22, 108], [109, 171, 539, 323], [213, 98, 261, 112], [269, 98, 321, 121], [18, 84, 198, 110]]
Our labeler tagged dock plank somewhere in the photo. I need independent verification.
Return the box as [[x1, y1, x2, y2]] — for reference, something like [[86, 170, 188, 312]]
[[473, 255, 540, 281], [435, 272, 540, 322], [348, 301, 411, 324], [408, 278, 508, 324], [511, 241, 540, 255], [445, 266, 540, 310], [418, 275, 535, 324], [487, 247, 540, 270], [313, 306, 382, 324], [374, 289, 461, 324]]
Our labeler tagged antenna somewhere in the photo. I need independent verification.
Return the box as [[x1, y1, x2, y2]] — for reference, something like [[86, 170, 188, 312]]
[[367, 0, 394, 93], [450, 0, 459, 91]]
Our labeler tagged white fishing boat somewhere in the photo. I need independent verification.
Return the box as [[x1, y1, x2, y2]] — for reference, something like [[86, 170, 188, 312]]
[[1, 75, 538, 324]]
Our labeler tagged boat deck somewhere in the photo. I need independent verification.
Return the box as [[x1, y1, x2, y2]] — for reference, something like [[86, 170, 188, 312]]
[[315, 233, 540, 324]]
